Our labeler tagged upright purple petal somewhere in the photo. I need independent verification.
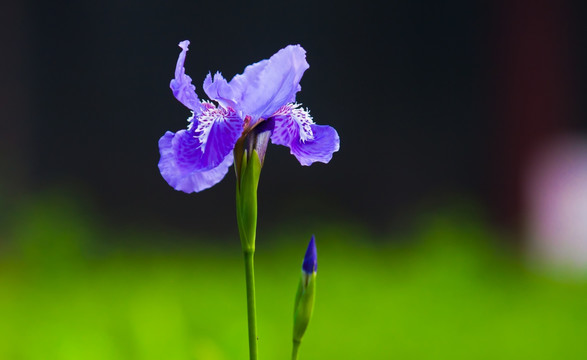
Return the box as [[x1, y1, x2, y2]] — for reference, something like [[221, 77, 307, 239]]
[[192, 106, 243, 171], [169, 41, 203, 114], [204, 45, 309, 121], [204, 59, 268, 114], [228, 59, 269, 97], [289, 124, 340, 166], [203, 72, 238, 110], [158, 130, 232, 193]]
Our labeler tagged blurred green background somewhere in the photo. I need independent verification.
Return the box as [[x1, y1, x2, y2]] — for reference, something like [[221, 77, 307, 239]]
[[1, 191, 586, 360]]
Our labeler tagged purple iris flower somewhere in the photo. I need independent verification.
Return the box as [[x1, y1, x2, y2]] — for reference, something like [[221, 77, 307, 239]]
[[158, 41, 340, 193]]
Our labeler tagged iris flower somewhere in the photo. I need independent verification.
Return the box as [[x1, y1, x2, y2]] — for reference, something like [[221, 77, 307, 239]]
[[158, 41, 340, 193]]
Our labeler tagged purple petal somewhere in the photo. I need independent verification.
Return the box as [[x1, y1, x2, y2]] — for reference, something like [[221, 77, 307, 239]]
[[289, 125, 340, 166], [205, 45, 309, 120], [270, 104, 315, 147], [169, 40, 203, 114], [203, 72, 238, 110], [159, 129, 203, 173], [270, 107, 298, 147], [158, 130, 232, 193], [193, 106, 243, 171]]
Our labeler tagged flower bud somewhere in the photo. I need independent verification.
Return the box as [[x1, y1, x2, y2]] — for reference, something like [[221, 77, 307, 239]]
[[293, 235, 317, 343]]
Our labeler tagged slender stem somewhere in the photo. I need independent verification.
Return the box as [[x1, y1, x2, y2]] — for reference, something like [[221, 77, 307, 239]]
[[244, 250, 258, 360], [291, 340, 301, 360]]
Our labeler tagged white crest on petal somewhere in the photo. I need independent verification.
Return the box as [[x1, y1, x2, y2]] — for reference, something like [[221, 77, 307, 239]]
[[186, 101, 214, 132], [186, 111, 196, 131], [271, 103, 315, 143], [200, 100, 216, 110], [290, 103, 315, 142], [193, 105, 236, 152], [272, 103, 294, 117]]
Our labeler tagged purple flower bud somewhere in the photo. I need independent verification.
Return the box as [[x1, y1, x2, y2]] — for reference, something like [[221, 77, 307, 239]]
[[302, 235, 317, 274]]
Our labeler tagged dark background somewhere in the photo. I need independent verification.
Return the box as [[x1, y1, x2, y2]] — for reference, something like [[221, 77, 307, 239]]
[[2, 0, 585, 239]]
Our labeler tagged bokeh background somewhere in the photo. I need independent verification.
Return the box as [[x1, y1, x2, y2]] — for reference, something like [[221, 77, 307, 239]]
[[1, 0, 587, 359]]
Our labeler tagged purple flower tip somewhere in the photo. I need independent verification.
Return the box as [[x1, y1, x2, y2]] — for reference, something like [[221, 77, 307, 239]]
[[178, 40, 190, 50], [302, 235, 318, 274]]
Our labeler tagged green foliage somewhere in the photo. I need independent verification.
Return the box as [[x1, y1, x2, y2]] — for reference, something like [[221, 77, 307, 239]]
[[1, 197, 586, 359]]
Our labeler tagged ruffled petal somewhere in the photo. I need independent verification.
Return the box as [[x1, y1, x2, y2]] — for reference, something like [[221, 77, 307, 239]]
[[203, 72, 238, 110], [229, 59, 269, 97], [158, 130, 233, 193], [159, 129, 203, 174], [270, 103, 315, 146], [288, 125, 340, 166], [270, 103, 338, 165], [205, 45, 309, 121], [193, 106, 243, 171], [169, 41, 203, 114]]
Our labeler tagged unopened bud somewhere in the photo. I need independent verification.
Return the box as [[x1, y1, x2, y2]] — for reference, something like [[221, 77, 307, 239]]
[[293, 235, 317, 344]]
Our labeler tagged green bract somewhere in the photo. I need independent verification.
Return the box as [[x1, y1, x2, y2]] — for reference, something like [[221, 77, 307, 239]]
[[236, 149, 262, 252], [293, 271, 317, 343]]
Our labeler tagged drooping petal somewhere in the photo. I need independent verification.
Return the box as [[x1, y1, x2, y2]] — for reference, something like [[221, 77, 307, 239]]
[[270, 104, 339, 165], [288, 124, 340, 166], [169, 41, 203, 114], [193, 106, 243, 171], [204, 45, 309, 121], [159, 129, 203, 174], [158, 130, 233, 193], [270, 106, 297, 147], [270, 103, 315, 147]]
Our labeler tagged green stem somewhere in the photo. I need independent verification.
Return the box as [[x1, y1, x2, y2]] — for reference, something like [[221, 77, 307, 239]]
[[244, 250, 258, 360], [291, 340, 301, 360]]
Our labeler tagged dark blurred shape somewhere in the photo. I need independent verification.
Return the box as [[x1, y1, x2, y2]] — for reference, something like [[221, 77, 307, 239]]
[[489, 0, 577, 230], [0, 0, 31, 204]]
